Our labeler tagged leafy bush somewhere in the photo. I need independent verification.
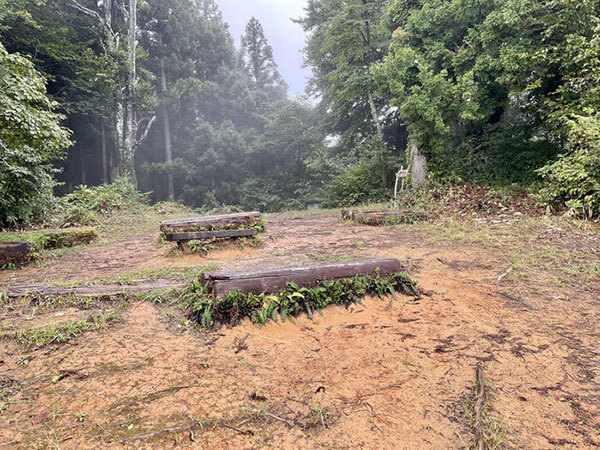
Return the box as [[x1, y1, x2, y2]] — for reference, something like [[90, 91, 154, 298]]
[[327, 162, 388, 207], [56, 178, 149, 226], [538, 115, 600, 217], [0, 43, 72, 228]]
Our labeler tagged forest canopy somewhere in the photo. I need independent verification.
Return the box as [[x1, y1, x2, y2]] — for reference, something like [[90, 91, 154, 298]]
[[0, 0, 598, 227]]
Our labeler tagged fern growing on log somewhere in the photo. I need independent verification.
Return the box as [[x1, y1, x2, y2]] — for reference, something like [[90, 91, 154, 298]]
[[180, 272, 418, 329]]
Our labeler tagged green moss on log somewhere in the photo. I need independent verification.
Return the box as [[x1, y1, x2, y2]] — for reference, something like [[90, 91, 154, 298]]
[[0, 227, 98, 251]]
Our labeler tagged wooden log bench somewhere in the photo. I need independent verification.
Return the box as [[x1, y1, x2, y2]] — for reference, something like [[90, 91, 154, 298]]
[[203, 258, 404, 297], [341, 209, 426, 226], [0, 242, 34, 267], [160, 212, 263, 252]]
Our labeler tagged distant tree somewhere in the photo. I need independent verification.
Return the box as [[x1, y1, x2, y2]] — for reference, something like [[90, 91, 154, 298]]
[[0, 43, 72, 226], [298, 0, 396, 190], [241, 17, 288, 104]]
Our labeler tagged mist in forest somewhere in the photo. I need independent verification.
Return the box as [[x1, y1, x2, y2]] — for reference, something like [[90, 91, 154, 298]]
[[2, 0, 599, 227]]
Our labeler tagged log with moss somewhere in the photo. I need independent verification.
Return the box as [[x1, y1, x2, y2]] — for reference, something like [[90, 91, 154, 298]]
[[0, 242, 34, 267], [202, 258, 405, 297], [0, 228, 98, 251], [341, 209, 426, 226], [181, 259, 418, 328], [160, 212, 263, 235]]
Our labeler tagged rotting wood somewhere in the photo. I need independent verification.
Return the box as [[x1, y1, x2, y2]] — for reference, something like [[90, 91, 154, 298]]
[[164, 228, 258, 242], [0, 242, 33, 267], [161, 212, 262, 234], [341, 209, 426, 226], [7, 279, 186, 298], [203, 258, 404, 297]]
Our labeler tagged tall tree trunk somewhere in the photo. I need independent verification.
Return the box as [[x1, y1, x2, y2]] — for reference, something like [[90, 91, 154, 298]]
[[121, 0, 138, 183], [367, 86, 387, 189], [100, 118, 108, 183], [409, 135, 428, 189], [160, 50, 175, 201]]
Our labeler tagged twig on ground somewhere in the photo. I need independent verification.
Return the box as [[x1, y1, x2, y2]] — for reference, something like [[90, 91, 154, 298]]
[[496, 266, 513, 282]]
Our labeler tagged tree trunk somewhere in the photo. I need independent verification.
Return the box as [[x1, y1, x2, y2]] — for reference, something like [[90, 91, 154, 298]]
[[100, 118, 108, 184], [367, 86, 388, 190], [160, 53, 175, 201], [122, 0, 138, 184], [409, 135, 428, 189]]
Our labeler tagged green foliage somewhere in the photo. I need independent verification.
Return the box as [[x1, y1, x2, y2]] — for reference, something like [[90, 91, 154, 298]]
[[0, 42, 71, 227], [3, 309, 121, 348], [56, 178, 148, 226], [181, 272, 418, 329], [0, 228, 97, 252], [538, 115, 600, 217], [328, 162, 388, 207]]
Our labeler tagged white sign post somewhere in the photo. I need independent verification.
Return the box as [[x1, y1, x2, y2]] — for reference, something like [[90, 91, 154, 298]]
[[393, 166, 408, 209]]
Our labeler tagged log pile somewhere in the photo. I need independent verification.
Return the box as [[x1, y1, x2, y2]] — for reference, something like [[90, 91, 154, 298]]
[[160, 212, 263, 247], [203, 258, 404, 297], [0, 242, 33, 267], [341, 209, 426, 226]]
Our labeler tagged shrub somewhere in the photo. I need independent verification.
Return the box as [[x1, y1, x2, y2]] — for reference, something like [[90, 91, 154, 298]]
[[56, 178, 149, 226], [327, 162, 387, 207], [538, 115, 600, 217], [0, 44, 72, 228]]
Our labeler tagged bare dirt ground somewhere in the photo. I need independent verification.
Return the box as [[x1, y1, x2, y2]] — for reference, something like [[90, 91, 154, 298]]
[[1, 211, 599, 449]]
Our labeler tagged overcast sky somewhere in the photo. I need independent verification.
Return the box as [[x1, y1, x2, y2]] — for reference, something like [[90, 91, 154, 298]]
[[215, 0, 311, 97]]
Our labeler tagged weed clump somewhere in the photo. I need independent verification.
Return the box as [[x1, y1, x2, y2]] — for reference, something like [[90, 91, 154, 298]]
[[1, 308, 122, 348], [55, 178, 149, 226], [180, 272, 418, 329]]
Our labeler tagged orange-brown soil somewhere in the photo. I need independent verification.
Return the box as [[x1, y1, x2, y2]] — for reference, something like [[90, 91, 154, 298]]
[[0, 213, 599, 449]]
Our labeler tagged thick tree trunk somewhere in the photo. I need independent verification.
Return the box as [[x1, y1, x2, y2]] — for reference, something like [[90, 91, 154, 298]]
[[160, 55, 175, 201], [122, 0, 138, 184], [409, 135, 428, 188]]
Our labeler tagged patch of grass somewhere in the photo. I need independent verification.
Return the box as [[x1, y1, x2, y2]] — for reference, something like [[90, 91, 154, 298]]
[[181, 272, 418, 329], [304, 406, 332, 429], [2, 307, 123, 348]]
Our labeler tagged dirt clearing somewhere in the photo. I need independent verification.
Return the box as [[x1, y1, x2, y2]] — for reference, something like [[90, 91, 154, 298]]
[[1, 211, 599, 448]]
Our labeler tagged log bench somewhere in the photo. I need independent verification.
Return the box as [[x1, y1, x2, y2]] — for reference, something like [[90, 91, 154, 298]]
[[203, 258, 404, 297], [341, 209, 426, 226], [160, 212, 263, 251]]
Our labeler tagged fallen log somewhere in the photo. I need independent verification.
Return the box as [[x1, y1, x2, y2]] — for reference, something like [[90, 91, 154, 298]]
[[0, 242, 33, 267], [7, 279, 186, 298], [164, 228, 258, 243], [203, 258, 404, 297], [161, 212, 262, 234], [341, 209, 426, 226]]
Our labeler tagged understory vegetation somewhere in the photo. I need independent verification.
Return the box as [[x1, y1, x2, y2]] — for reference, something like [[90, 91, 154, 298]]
[[0, 0, 598, 229], [180, 272, 419, 329]]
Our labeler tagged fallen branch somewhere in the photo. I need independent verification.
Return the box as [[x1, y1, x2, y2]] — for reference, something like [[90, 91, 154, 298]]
[[474, 365, 486, 450], [124, 418, 252, 443]]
